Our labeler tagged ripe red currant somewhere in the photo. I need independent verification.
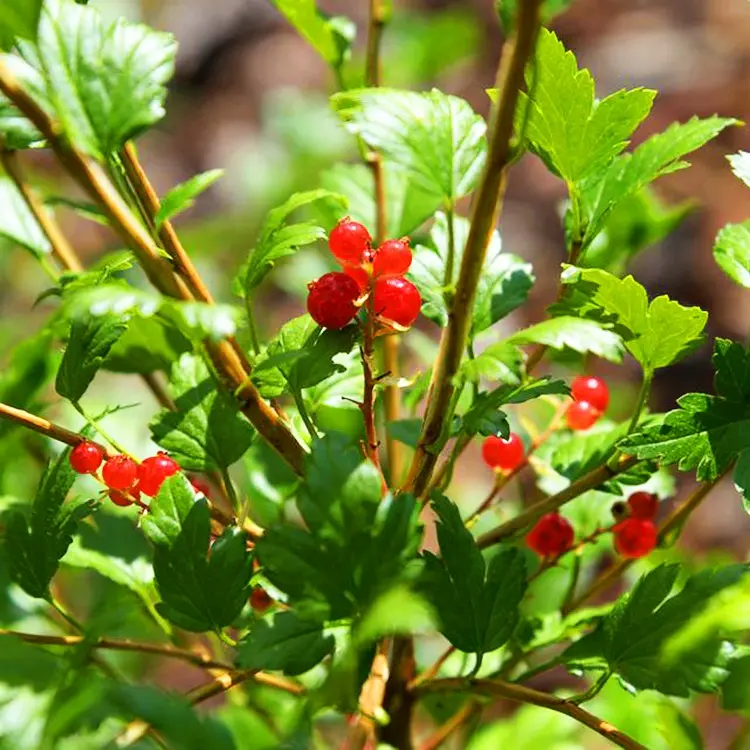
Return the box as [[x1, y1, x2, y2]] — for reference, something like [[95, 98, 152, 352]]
[[137, 453, 180, 496], [526, 513, 574, 558], [109, 489, 137, 507], [344, 264, 370, 292], [571, 375, 609, 412], [101, 454, 138, 491], [373, 238, 412, 279], [328, 217, 371, 266], [627, 491, 659, 520], [307, 272, 361, 329], [69, 441, 104, 474], [373, 277, 421, 328], [481, 433, 525, 472], [249, 587, 273, 613], [566, 401, 601, 431], [191, 478, 212, 497], [613, 517, 657, 558]]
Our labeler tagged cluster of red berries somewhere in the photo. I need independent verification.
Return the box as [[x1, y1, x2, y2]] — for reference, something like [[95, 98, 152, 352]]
[[70, 441, 180, 507], [306, 217, 422, 330], [481, 432, 525, 472], [526, 491, 659, 561], [566, 375, 609, 431]]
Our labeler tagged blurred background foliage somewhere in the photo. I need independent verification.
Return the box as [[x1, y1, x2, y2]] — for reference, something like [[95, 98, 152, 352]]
[[1, 0, 750, 747]]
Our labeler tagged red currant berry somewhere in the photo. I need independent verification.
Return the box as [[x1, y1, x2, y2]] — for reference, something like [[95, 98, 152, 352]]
[[69, 441, 104, 474], [373, 277, 421, 328], [328, 217, 371, 266], [137, 453, 180, 497], [307, 272, 360, 329], [613, 517, 657, 558], [249, 587, 274, 613], [373, 238, 412, 279], [571, 375, 609, 412], [101, 455, 138, 491], [481, 433, 525, 472], [566, 401, 601, 431], [344, 264, 370, 292], [627, 491, 659, 520], [526, 513, 574, 558], [191, 478, 212, 497], [109, 489, 137, 507]]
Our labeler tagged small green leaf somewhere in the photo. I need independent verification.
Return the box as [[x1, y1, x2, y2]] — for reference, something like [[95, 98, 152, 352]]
[[564, 563, 748, 696], [419, 494, 526, 658], [508, 316, 624, 362], [332, 89, 487, 203], [714, 221, 750, 288], [458, 343, 523, 385], [722, 654, 750, 711], [237, 611, 335, 676], [149, 354, 255, 471], [621, 339, 750, 481], [6, 443, 95, 599], [0, 0, 42, 48], [0, 98, 43, 148], [0, 177, 52, 258], [734, 450, 750, 514], [520, 29, 655, 184], [55, 315, 126, 402], [141, 474, 198, 547], [557, 266, 707, 371], [154, 169, 224, 229]]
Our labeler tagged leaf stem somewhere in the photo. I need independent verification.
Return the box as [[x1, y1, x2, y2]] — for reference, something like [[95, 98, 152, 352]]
[[626, 369, 652, 436], [73, 402, 133, 458], [569, 670, 611, 704], [293, 389, 319, 441], [402, 0, 544, 497], [246, 298, 262, 355], [443, 202, 456, 295], [415, 678, 646, 750], [48, 596, 84, 633]]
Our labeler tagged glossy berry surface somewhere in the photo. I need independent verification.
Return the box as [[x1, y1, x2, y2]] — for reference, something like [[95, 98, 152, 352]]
[[571, 375, 609, 412], [109, 489, 137, 507], [481, 433, 525, 471], [373, 277, 422, 328], [249, 587, 273, 613], [627, 491, 659, 520], [373, 238, 412, 279], [328, 218, 371, 266], [307, 272, 360, 329], [137, 453, 180, 496], [101, 454, 138, 491], [566, 401, 601, 431], [614, 517, 658, 558], [526, 513, 574, 558], [69, 441, 104, 474]]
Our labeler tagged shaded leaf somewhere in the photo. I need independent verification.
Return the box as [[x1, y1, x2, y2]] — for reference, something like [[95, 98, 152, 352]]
[[154, 169, 224, 229], [714, 221, 750, 288]]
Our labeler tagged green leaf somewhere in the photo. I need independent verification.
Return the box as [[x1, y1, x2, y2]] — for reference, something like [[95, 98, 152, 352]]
[[722, 654, 750, 711], [0, 176, 52, 258], [144, 476, 253, 632], [419, 494, 526, 658], [271, 0, 353, 70], [104, 316, 192, 375], [734, 450, 750, 514], [520, 29, 655, 184], [6, 443, 95, 599], [237, 611, 335, 676], [409, 212, 533, 331], [318, 162, 438, 238], [252, 314, 359, 398], [9, 0, 176, 158], [0, 98, 43, 148], [557, 266, 707, 372], [728, 151, 750, 189], [55, 315, 126, 402], [508, 316, 624, 362], [564, 563, 748, 696], [154, 169, 224, 229], [656, 701, 704, 750], [714, 221, 750, 288], [386, 418, 423, 448], [621, 339, 750, 481], [496, 0, 573, 35], [0, 0, 43, 48], [458, 343, 523, 385], [238, 189, 343, 298], [581, 116, 738, 247], [356, 586, 437, 642], [149, 353, 254, 471], [332, 89, 487, 203], [0, 634, 61, 689]]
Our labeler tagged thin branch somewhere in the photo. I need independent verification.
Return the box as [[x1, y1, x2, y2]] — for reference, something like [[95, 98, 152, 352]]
[[419, 698, 481, 750], [417, 678, 646, 750], [383, 335, 404, 483], [402, 0, 544, 497], [347, 639, 392, 749], [477, 454, 637, 548], [0, 148, 83, 272], [409, 646, 456, 690], [564, 473, 726, 613]]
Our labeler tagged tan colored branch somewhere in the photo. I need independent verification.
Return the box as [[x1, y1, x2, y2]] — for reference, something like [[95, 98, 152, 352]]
[[417, 678, 646, 750], [419, 699, 480, 750], [402, 0, 544, 497], [477, 454, 638, 548]]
